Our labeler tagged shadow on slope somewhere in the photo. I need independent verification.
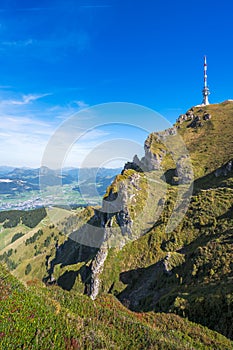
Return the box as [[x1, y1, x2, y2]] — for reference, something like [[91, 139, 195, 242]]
[[43, 232, 99, 291], [116, 225, 233, 339], [193, 158, 233, 192]]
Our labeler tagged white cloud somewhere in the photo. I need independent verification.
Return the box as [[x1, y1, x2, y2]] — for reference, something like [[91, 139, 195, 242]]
[[1, 116, 51, 133], [0, 117, 53, 165], [74, 100, 89, 109], [0, 39, 35, 48], [0, 93, 51, 106], [0, 32, 90, 57], [0, 92, 92, 167], [0, 131, 10, 137]]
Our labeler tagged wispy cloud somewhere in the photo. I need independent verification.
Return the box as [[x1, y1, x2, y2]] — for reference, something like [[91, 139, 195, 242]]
[[0, 111, 111, 168], [0, 39, 35, 48], [3, 116, 50, 129], [0, 32, 90, 57], [0, 93, 51, 106], [0, 115, 52, 167], [73, 100, 89, 109], [0, 90, 93, 167]]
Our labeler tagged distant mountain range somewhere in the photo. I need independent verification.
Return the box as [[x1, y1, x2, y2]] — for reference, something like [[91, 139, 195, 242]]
[[0, 166, 15, 176], [0, 166, 122, 195], [0, 166, 122, 210]]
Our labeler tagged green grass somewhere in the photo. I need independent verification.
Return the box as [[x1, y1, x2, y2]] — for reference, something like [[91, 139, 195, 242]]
[[1, 101, 233, 347], [0, 223, 30, 250], [0, 264, 232, 350], [88, 119, 233, 339], [176, 101, 233, 178], [103, 183, 233, 339]]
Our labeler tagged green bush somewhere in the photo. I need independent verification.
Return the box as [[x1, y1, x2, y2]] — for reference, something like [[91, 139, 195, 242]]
[[25, 263, 32, 275], [43, 236, 51, 248], [11, 232, 24, 243], [25, 229, 43, 245]]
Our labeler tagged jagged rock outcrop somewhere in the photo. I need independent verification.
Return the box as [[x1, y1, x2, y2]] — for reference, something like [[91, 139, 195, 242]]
[[88, 129, 182, 299], [141, 129, 176, 170], [203, 113, 211, 120], [142, 144, 164, 170], [187, 115, 203, 128], [44, 123, 193, 299], [88, 173, 141, 299], [173, 155, 194, 184], [123, 145, 162, 172], [123, 129, 176, 173], [89, 246, 108, 300], [176, 109, 194, 124], [163, 252, 172, 276], [123, 156, 143, 173], [177, 109, 211, 128]]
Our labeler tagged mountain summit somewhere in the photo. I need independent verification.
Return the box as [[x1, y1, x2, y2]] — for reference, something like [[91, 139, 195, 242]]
[[1, 101, 233, 346]]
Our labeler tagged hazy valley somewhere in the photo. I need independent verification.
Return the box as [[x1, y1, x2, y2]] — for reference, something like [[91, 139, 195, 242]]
[[0, 166, 121, 210]]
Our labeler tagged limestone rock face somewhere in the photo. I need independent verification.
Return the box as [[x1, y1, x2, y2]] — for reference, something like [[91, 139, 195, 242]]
[[89, 247, 108, 300], [187, 116, 203, 128], [89, 128, 182, 300], [174, 155, 194, 184], [143, 144, 164, 171], [123, 130, 176, 173], [89, 173, 141, 299], [176, 108, 212, 128]]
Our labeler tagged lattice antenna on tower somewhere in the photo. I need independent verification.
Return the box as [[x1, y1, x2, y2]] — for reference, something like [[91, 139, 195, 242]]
[[202, 55, 210, 105]]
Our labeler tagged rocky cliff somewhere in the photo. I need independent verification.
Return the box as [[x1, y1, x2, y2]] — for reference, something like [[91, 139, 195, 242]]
[[88, 126, 192, 299], [85, 102, 233, 340]]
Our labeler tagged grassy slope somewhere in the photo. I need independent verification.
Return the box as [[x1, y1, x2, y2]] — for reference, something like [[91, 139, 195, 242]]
[[177, 101, 233, 178], [97, 101, 233, 339], [0, 206, 95, 291], [0, 222, 30, 250], [1, 101, 233, 346], [0, 208, 47, 251], [1, 264, 232, 350]]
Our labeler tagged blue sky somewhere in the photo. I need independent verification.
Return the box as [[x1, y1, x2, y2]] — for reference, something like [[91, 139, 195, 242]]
[[0, 0, 233, 167]]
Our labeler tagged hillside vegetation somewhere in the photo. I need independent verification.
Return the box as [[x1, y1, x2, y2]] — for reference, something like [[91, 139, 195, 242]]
[[97, 102, 233, 339], [1, 264, 232, 349], [1, 101, 233, 347], [177, 101, 233, 178]]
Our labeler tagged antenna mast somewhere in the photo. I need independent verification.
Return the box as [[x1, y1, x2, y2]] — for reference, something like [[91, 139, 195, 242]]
[[202, 55, 210, 105]]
